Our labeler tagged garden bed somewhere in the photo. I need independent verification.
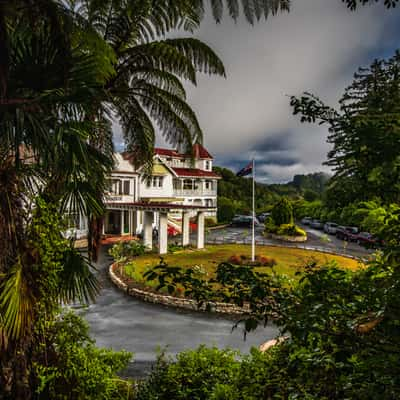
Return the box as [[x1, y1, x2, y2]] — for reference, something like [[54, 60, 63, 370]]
[[109, 244, 363, 313]]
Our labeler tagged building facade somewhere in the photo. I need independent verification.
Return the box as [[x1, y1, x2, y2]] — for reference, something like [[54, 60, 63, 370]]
[[101, 144, 220, 237]]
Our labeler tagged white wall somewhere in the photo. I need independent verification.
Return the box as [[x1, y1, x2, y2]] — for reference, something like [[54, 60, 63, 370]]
[[139, 174, 174, 199]]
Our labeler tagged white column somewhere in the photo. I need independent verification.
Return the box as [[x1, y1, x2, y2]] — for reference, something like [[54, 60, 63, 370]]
[[182, 211, 190, 247], [143, 211, 154, 249], [196, 211, 205, 249], [128, 210, 133, 235], [158, 212, 168, 255], [120, 210, 124, 235]]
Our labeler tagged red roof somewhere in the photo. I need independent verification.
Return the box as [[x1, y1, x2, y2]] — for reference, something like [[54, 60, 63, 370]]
[[154, 148, 183, 158], [192, 143, 213, 159], [172, 168, 220, 178], [155, 144, 213, 159]]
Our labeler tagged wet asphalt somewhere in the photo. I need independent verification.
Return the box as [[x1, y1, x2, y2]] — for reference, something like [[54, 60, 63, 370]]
[[81, 246, 278, 378], [81, 225, 370, 378]]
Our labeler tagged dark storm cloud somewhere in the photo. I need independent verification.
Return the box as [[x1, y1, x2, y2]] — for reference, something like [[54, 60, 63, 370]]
[[113, 0, 400, 182]]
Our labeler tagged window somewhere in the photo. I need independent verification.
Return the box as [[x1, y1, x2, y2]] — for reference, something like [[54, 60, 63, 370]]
[[183, 179, 193, 190], [205, 180, 212, 190], [205, 160, 211, 170], [123, 180, 130, 195], [147, 176, 164, 188]]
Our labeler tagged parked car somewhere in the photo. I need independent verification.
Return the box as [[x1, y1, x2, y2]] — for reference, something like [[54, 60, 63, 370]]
[[231, 215, 260, 228], [336, 226, 359, 241], [301, 217, 312, 225], [356, 232, 384, 248], [257, 212, 271, 223], [310, 219, 324, 229], [324, 222, 339, 235]]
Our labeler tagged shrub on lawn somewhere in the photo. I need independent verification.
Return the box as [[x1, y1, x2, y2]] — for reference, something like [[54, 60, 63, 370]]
[[257, 256, 277, 267], [108, 240, 146, 261], [271, 197, 293, 226], [227, 254, 277, 267], [277, 224, 306, 237], [228, 254, 242, 264], [264, 216, 278, 234]]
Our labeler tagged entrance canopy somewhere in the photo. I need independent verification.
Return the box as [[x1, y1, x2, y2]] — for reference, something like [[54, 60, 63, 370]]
[[105, 201, 216, 213], [104, 202, 215, 255]]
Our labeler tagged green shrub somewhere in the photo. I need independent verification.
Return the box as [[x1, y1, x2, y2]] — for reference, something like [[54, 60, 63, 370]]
[[271, 197, 293, 226], [108, 240, 146, 261], [33, 312, 133, 400], [205, 217, 218, 227], [217, 197, 236, 223], [168, 242, 185, 253], [135, 346, 240, 400], [264, 216, 278, 234], [277, 224, 306, 237], [227, 254, 277, 267]]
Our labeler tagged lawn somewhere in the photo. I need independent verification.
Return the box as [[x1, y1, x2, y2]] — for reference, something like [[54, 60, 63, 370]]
[[123, 244, 362, 288]]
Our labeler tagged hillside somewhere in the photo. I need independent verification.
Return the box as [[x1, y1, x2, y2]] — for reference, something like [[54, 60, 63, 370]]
[[214, 166, 330, 216]]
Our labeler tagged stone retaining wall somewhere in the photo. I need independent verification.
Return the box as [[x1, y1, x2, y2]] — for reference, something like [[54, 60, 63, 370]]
[[109, 264, 248, 315], [109, 244, 364, 315], [269, 233, 307, 243]]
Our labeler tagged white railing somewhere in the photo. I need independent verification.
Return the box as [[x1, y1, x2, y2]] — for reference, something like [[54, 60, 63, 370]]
[[173, 189, 217, 197], [104, 194, 135, 203]]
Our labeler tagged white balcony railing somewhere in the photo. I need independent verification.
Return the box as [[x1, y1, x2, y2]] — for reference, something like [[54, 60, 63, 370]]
[[173, 189, 217, 197], [104, 194, 135, 203]]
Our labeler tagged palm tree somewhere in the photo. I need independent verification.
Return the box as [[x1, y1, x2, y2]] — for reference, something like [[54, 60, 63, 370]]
[[0, 0, 290, 396], [0, 7, 116, 396]]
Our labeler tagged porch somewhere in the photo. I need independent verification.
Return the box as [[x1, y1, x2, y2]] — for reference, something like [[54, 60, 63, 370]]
[[104, 202, 216, 255]]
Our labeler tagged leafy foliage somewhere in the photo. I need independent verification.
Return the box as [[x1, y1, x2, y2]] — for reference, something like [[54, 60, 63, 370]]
[[33, 312, 133, 400], [276, 223, 306, 237], [291, 52, 400, 206], [108, 240, 146, 262], [271, 197, 293, 226]]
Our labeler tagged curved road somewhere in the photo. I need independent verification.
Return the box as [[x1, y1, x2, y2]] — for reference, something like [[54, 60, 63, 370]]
[[81, 227, 369, 377], [81, 247, 278, 377]]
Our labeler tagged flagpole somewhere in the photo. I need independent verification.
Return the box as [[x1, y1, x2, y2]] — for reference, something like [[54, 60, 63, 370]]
[[252, 159, 255, 262]]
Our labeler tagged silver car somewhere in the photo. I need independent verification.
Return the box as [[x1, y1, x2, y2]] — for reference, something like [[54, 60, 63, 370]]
[[310, 219, 323, 229], [324, 222, 338, 234]]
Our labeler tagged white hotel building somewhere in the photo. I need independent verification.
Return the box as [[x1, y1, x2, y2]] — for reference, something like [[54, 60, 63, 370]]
[[73, 144, 220, 253]]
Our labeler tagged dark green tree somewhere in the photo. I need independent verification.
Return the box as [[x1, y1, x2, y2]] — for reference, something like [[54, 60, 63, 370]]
[[271, 197, 293, 225], [291, 52, 400, 208]]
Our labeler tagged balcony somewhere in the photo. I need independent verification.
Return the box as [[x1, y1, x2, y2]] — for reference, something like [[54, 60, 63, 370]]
[[104, 193, 135, 203], [173, 189, 217, 197]]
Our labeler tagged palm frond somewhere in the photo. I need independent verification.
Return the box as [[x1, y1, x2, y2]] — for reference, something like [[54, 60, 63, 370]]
[[115, 96, 156, 168], [59, 247, 100, 304], [164, 38, 226, 78], [134, 83, 202, 150], [0, 261, 35, 341], [120, 41, 198, 84]]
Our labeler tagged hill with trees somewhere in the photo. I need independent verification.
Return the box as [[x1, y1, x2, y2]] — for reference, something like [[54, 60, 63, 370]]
[[213, 166, 330, 221]]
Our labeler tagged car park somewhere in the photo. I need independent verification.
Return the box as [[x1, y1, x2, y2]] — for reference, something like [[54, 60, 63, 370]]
[[310, 219, 324, 229], [301, 217, 312, 225], [324, 222, 338, 234], [231, 215, 260, 227], [257, 212, 271, 223], [336, 226, 359, 241], [356, 232, 384, 248]]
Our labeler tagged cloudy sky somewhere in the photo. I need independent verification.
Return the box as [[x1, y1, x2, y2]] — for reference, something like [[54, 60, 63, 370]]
[[115, 0, 400, 183]]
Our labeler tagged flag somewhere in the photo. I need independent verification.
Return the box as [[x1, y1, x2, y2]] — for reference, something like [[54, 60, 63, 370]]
[[236, 161, 253, 177]]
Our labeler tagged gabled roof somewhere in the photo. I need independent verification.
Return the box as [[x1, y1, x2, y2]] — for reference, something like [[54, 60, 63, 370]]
[[172, 168, 220, 179], [155, 144, 213, 160], [154, 148, 183, 158], [192, 143, 213, 159]]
